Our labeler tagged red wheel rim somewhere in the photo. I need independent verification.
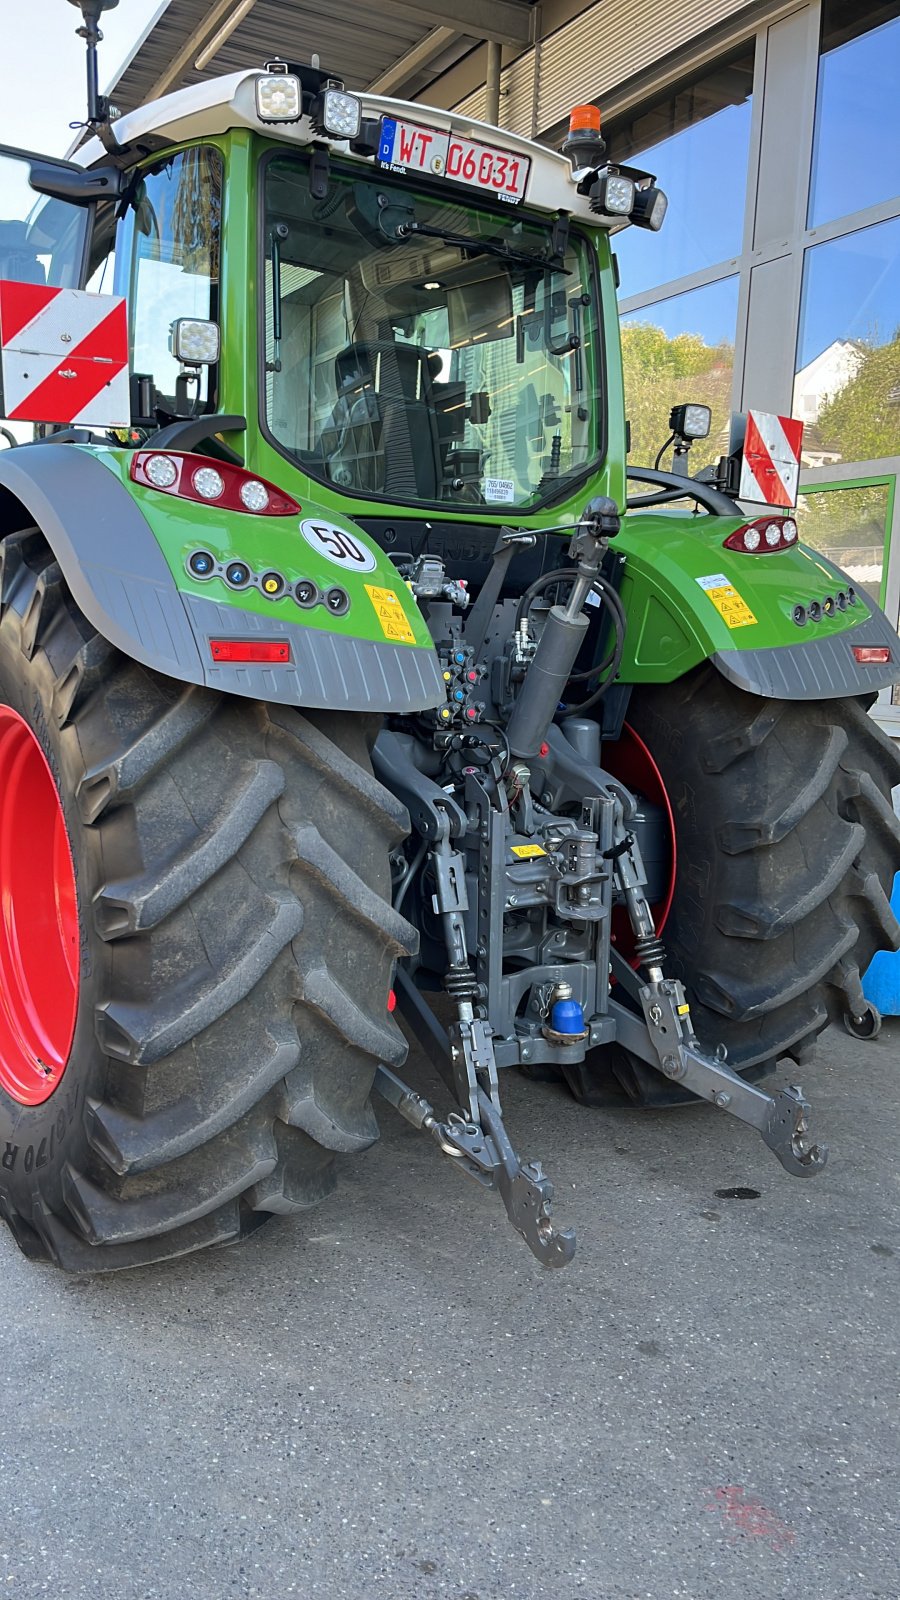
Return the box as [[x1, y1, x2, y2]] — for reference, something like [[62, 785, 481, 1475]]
[[604, 721, 677, 961], [0, 707, 79, 1105]]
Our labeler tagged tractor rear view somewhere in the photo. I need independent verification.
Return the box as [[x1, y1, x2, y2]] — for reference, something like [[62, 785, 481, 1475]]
[[0, 2, 897, 1272]]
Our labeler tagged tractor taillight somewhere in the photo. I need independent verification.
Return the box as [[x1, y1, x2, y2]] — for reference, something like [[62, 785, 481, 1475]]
[[131, 452, 301, 516], [853, 646, 891, 665], [209, 640, 292, 664], [724, 516, 799, 553]]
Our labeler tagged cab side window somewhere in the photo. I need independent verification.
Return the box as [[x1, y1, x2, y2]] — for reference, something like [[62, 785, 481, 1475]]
[[114, 147, 222, 415]]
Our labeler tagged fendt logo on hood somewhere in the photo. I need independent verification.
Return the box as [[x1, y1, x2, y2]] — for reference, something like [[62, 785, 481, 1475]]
[[0, 281, 129, 428]]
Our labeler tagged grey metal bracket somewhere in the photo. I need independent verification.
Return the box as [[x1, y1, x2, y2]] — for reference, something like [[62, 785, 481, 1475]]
[[609, 981, 827, 1178], [373, 1064, 576, 1269], [606, 833, 827, 1178]]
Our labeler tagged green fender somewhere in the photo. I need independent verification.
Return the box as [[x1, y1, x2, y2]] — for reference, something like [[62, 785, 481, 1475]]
[[615, 511, 900, 700]]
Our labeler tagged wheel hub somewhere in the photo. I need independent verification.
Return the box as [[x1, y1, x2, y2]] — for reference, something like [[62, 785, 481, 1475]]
[[0, 706, 79, 1105]]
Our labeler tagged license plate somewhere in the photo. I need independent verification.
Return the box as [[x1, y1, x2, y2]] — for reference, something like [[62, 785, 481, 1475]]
[[377, 117, 530, 204]]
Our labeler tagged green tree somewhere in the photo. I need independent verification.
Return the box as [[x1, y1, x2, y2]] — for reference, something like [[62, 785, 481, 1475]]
[[816, 333, 900, 463], [621, 321, 735, 474]]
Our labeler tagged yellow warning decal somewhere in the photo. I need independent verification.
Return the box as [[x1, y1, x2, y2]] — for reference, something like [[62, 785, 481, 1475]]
[[511, 843, 547, 859], [364, 583, 416, 645], [677, 1003, 691, 1016], [696, 573, 757, 629]]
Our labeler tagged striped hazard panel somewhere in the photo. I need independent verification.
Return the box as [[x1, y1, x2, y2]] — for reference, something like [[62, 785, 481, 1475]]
[[0, 279, 129, 428], [738, 409, 804, 508]]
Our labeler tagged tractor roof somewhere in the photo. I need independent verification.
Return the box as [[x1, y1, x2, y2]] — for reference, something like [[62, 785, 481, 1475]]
[[78, 68, 605, 227]]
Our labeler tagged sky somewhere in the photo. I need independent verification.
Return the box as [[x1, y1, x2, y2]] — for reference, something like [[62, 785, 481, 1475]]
[[0, 0, 164, 156]]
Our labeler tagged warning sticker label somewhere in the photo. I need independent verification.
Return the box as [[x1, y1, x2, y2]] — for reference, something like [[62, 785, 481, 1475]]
[[510, 843, 547, 859], [696, 573, 757, 629], [364, 583, 416, 645]]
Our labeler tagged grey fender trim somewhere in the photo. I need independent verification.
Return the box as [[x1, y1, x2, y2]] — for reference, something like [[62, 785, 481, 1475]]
[[0, 445, 444, 712], [712, 603, 900, 700], [0, 443, 204, 679]]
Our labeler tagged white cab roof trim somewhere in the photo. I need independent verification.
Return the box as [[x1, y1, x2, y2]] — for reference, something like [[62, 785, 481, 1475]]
[[80, 69, 608, 228]]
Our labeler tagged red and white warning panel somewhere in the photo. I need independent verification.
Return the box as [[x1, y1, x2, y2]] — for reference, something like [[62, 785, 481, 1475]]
[[733, 409, 804, 507], [0, 280, 129, 428]]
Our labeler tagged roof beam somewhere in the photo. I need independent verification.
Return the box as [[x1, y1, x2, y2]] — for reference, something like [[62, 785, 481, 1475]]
[[367, 26, 457, 95], [195, 0, 260, 70], [373, 0, 531, 48], [144, 0, 237, 100]]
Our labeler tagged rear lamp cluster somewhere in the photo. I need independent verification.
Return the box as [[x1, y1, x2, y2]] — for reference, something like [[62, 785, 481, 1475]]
[[131, 452, 300, 516], [724, 516, 799, 553]]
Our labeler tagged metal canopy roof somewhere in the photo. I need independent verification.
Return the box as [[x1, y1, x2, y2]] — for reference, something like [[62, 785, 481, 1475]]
[[108, 0, 536, 116]]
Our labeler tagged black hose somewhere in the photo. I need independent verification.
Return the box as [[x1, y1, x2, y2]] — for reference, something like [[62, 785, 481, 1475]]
[[558, 583, 626, 716], [654, 433, 675, 471], [564, 581, 626, 682], [513, 566, 575, 630]]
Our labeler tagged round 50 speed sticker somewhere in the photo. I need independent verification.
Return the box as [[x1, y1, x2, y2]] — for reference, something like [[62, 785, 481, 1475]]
[[300, 518, 377, 573]]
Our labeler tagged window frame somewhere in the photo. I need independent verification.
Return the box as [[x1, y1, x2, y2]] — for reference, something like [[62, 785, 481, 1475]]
[[255, 144, 608, 518]]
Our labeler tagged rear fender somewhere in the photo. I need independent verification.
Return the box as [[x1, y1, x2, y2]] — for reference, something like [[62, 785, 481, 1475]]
[[616, 512, 900, 700], [0, 443, 444, 712]]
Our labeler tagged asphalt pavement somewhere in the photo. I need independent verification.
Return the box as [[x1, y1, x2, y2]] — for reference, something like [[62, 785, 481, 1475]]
[[0, 1017, 897, 1600]]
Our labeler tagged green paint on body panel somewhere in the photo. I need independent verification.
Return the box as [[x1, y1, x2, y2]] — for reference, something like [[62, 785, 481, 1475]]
[[615, 512, 875, 683], [91, 448, 434, 649]]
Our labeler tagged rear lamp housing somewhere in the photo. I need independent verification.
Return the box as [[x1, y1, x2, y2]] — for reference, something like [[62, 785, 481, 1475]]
[[724, 515, 799, 553], [130, 451, 301, 516], [853, 645, 891, 665], [255, 73, 303, 122]]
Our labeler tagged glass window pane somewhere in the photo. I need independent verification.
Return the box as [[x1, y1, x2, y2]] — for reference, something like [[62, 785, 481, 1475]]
[[809, 1, 900, 227], [797, 481, 891, 607], [262, 156, 601, 512], [793, 217, 900, 466], [115, 148, 222, 414], [621, 276, 738, 472], [607, 51, 753, 299]]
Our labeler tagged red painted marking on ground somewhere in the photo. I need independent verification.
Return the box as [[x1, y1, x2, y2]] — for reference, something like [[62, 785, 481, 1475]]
[[705, 1486, 796, 1552]]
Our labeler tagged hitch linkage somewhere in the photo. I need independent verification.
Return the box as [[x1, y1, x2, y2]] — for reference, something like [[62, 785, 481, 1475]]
[[374, 1061, 576, 1268]]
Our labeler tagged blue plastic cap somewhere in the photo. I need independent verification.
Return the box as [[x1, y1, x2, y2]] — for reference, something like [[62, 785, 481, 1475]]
[[550, 996, 585, 1035]]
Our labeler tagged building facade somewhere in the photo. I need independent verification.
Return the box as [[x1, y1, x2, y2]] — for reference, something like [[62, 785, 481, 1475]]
[[422, 0, 900, 726]]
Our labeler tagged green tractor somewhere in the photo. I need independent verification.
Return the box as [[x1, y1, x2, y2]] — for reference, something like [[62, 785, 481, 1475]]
[[0, 0, 897, 1271]]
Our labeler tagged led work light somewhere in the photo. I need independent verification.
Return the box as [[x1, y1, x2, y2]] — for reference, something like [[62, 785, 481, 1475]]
[[255, 73, 303, 122], [312, 86, 362, 139], [589, 170, 635, 217], [170, 318, 221, 365], [669, 402, 711, 440]]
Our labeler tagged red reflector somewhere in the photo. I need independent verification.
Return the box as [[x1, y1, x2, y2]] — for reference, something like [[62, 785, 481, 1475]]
[[853, 646, 891, 665], [387, 988, 397, 1013], [209, 639, 291, 663]]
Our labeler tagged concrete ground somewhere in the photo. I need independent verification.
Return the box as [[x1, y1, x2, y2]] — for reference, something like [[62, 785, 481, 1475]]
[[0, 1019, 897, 1600]]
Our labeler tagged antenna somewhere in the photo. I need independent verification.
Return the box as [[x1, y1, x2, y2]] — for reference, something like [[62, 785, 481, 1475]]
[[67, 0, 119, 130]]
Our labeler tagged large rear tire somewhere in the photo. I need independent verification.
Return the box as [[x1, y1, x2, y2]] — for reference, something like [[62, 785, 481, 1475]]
[[568, 663, 900, 1105], [0, 528, 414, 1271]]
